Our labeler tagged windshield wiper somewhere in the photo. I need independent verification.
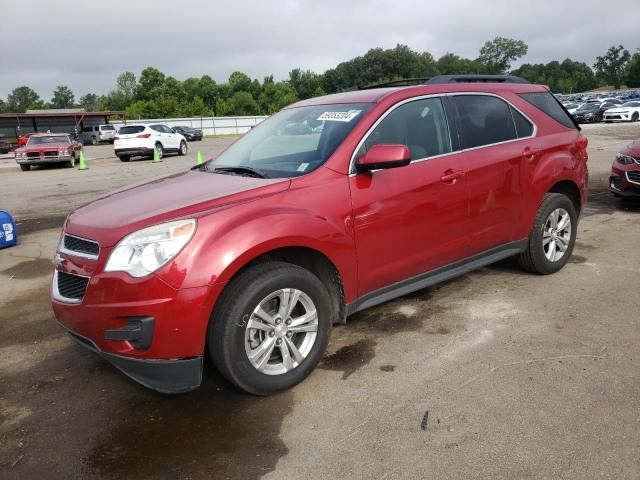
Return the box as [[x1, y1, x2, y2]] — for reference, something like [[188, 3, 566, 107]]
[[212, 166, 270, 179]]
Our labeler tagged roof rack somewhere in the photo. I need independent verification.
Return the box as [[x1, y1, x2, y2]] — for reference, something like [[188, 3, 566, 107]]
[[344, 77, 432, 92], [425, 75, 530, 84]]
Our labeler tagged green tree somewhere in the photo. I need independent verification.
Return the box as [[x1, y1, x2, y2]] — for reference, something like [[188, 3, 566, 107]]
[[215, 98, 230, 116], [7, 86, 41, 112], [437, 53, 487, 75], [227, 91, 259, 115], [116, 72, 137, 100], [78, 93, 99, 111], [183, 96, 213, 116], [624, 50, 640, 88], [0, 99, 6, 113], [136, 67, 166, 101], [228, 71, 253, 93], [259, 82, 298, 114], [478, 37, 528, 74], [288, 69, 323, 99], [50, 85, 75, 109], [594, 45, 631, 89], [512, 59, 598, 93]]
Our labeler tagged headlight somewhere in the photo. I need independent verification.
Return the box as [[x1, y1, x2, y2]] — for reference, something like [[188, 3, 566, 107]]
[[105, 219, 196, 277], [616, 154, 635, 165], [16, 152, 25, 158], [58, 150, 69, 156]]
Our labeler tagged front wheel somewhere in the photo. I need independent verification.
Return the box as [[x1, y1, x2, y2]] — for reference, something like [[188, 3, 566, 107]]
[[517, 193, 577, 275], [632, 112, 639, 122], [178, 141, 187, 156], [208, 261, 332, 395], [118, 155, 130, 162], [66, 155, 75, 168], [20, 164, 30, 171]]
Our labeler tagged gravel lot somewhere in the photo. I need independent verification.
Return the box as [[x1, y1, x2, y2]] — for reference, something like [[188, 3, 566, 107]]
[[1, 124, 639, 479]]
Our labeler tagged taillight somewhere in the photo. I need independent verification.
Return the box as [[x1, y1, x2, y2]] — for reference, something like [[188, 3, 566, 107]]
[[137, 133, 151, 138], [577, 135, 588, 161]]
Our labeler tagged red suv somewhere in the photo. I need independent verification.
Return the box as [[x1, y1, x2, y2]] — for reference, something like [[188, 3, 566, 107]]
[[51, 76, 588, 395], [610, 139, 640, 200]]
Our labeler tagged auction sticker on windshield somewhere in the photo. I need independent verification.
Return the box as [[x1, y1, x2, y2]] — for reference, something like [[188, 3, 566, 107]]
[[317, 110, 361, 122]]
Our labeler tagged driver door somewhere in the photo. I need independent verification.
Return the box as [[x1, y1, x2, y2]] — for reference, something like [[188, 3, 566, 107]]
[[348, 96, 471, 296]]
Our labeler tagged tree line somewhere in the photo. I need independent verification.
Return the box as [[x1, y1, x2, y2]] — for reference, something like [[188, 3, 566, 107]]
[[1, 39, 638, 118]]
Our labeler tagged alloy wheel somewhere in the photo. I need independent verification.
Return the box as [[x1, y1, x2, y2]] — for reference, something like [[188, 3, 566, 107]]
[[244, 288, 318, 375], [543, 207, 571, 262]]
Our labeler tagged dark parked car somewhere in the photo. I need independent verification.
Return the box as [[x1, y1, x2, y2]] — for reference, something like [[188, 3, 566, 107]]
[[172, 126, 203, 141], [610, 139, 640, 200], [572, 100, 619, 123], [51, 75, 588, 395], [0, 135, 12, 154]]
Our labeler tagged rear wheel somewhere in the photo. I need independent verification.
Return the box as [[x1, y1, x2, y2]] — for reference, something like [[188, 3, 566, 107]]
[[91, 136, 98, 145], [517, 193, 577, 275], [208, 261, 332, 395], [632, 112, 639, 122], [118, 155, 130, 162], [20, 164, 30, 171], [178, 141, 187, 156]]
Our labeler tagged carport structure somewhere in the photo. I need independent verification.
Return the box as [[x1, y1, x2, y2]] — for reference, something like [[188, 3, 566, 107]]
[[0, 109, 125, 144]]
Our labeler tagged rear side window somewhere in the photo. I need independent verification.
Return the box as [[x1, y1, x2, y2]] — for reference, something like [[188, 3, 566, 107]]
[[119, 126, 145, 134], [101, 125, 115, 130], [519, 92, 576, 129], [451, 95, 517, 149], [150, 125, 164, 132], [511, 107, 534, 138]]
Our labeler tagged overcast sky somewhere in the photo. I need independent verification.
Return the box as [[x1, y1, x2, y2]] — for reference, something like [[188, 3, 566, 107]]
[[2, 0, 638, 101]]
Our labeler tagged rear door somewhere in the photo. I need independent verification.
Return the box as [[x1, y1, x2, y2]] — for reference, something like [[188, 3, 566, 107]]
[[348, 96, 471, 296], [448, 94, 533, 253]]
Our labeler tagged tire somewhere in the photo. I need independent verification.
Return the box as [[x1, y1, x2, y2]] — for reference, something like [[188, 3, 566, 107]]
[[118, 155, 130, 162], [178, 141, 187, 156], [632, 112, 639, 122], [517, 193, 578, 275], [91, 136, 98, 145], [20, 164, 30, 171], [208, 261, 332, 395], [66, 155, 75, 168]]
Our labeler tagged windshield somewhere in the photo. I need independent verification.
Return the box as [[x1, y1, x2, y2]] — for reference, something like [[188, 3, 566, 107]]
[[27, 135, 70, 145], [576, 103, 598, 111], [206, 103, 373, 178]]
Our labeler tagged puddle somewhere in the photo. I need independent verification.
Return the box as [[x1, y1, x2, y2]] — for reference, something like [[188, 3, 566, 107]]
[[569, 254, 587, 264], [1, 258, 53, 279], [379, 364, 395, 372], [0, 288, 57, 349], [15, 215, 67, 235], [84, 377, 294, 480], [583, 190, 640, 217], [319, 338, 377, 380]]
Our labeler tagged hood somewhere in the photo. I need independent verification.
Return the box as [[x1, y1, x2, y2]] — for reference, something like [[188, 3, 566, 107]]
[[621, 139, 640, 158], [66, 170, 291, 246]]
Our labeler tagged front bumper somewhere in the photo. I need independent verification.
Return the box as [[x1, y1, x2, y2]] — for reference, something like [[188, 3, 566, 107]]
[[574, 115, 598, 123], [16, 155, 70, 164], [603, 114, 631, 122], [66, 329, 202, 393], [610, 163, 640, 198]]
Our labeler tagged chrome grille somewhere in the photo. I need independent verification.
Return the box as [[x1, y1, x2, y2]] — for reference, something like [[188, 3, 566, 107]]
[[44, 150, 58, 157], [626, 171, 640, 184], [63, 234, 100, 257], [57, 271, 89, 300], [27, 152, 40, 158]]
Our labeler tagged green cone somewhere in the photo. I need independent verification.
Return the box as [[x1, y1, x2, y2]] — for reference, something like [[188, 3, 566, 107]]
[[78, 150, 88, 170], [153, 145, 162, 163], [196, 151, 203, 165]]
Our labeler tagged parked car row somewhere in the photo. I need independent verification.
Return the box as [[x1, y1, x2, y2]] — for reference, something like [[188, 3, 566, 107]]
[[561, 97, 640, 124]]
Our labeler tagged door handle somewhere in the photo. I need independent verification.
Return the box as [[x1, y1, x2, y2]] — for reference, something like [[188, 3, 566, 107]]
[[440, 169, 465, 183], [522, 146, 540, 160]]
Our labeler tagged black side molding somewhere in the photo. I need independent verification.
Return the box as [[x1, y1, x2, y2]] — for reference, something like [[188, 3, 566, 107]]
[[346, 240, 527, 315]]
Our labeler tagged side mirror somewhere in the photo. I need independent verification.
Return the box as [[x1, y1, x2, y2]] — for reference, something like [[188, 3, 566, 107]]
[[356, 144, 411, 172]]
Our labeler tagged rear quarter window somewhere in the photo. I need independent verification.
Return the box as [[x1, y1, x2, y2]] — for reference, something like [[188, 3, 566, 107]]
[[451, 95, 518, 149], [519, 92, 576, 129]]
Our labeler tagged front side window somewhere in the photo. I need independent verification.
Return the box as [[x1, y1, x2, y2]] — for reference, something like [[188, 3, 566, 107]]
[[451, 95, 518, 149], [208, 103, 373, 178], [356, 97, 452, 163]]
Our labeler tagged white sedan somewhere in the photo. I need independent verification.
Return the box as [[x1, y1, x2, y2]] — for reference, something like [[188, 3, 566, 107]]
[[603, 101, 640, 123], [114, 124, 188, 161]]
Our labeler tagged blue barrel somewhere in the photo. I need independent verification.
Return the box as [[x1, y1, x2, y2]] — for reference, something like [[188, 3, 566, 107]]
[[0, 211, 17, 248]]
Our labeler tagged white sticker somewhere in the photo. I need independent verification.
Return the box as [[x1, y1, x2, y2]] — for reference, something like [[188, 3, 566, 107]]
[[297, 163, 309, 172], [3, 223, 13, 234], [5, 233, 13, 241], [317, 110, 361, 122]]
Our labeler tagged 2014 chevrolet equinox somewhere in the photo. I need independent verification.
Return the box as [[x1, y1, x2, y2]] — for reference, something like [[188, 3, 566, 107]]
[[51, 76, 588, 395]]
